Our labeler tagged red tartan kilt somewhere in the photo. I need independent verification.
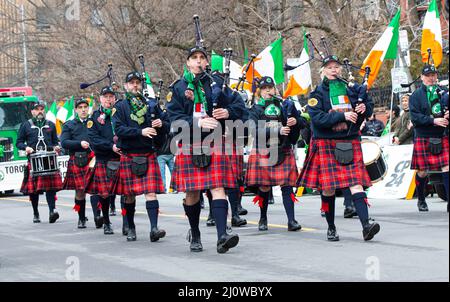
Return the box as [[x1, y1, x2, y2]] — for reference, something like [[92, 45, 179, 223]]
[[20, 163, 63, 195], [245, 148, 298, 187], [85, 161, 118, 197], [171, 145, 237, 192], [63, 155, 94, 191], [297, 138, 372, 191], [114, 153, 164, 196], [411, 136, 449, 171]]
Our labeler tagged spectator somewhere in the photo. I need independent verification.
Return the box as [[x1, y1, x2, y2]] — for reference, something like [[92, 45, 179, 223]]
[[386, 105, 401, 133], [393, 94, 414, 145], [157, 132, 175, 193], [362, 113, 385, 137]]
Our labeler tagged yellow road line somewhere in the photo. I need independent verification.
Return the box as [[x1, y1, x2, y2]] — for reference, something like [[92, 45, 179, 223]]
[[0, 196, 316, 232]]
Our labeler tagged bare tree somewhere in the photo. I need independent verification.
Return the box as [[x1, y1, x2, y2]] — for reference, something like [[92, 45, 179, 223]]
[[0, 0, 448, 101]]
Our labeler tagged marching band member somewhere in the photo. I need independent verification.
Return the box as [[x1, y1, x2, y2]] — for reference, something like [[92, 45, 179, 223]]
[[86, 86, 121, 235], [246, 77, 306, 232], [409, 64, 449, 212], [112, 71, 168, 242], [17, 101, 63, 224], [61, 98, 97, 229], [167, 45, 246, 253], [297, 55, 380, 241]]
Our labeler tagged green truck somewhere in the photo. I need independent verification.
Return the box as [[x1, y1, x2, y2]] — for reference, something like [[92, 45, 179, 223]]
[[0, 86, 37, 163]]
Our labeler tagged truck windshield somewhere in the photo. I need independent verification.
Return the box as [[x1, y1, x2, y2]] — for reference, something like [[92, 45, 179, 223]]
[[0, 102, 34, 130]]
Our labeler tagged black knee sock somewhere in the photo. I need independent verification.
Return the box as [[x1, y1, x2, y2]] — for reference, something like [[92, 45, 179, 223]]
[[353, 192, 370, 227], [227, 189, 240, 217], [321, 194, 336, 229], [146, 200, 159, 230], [124, 202, 136, 229], [90, 195, 100, 218], [30, 194, 39, 216], [442, 172, 449, 205], [110, 195, 116, 210], [212, 199, 229, 239], [75, 199, 86, 220], [121, 197, 128, 228], [343, 188, 353, 208], [100, 197, 111, 225], [416, 174, 428, 202], [208, 196, 214, 218], [257, 190, 270, 220], [45, 192, 56, 212], [183, 202, 201, 238], [281, 186, 296, 222]]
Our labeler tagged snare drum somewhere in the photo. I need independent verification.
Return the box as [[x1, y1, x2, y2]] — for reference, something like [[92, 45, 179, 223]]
[[30, 151, 59, 177], [361, 141, 387, 183]]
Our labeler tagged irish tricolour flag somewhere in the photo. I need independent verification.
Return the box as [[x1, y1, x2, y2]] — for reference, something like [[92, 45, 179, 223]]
[[421, 0, 443, 67], [56, 97, 74, 123], [246, 37, 285, 86], [46, 101, 58, 124], [360, 9, 400, 89], [283, 31, 312, 98]]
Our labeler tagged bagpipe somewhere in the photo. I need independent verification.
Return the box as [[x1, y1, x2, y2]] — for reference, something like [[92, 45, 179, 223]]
[[80, 63, 116, 90], [285, 33, 372, 101], [192, 15, 223, 111], [138, 53, 165, 121]]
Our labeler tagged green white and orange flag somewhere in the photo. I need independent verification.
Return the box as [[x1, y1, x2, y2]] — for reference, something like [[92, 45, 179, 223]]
[[421, 0, 443, 67], [56, 96, 74, 123], [246, 37, 285, 86], [45, 101, 58, 124], [360, 9, 401, 89], [283, 31, 312, 98]]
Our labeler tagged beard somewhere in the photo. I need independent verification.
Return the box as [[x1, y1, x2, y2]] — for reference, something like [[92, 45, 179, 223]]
[[36, 113, 45, 120]]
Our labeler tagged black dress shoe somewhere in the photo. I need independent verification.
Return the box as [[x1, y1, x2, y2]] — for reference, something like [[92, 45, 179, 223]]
[[104, 223, 114, 235], [127, 228, 137, 241], [186, 229, 203, 252], [344, 207, 358, 218], [122, 226, 129, 236], [418, 200, 429, 212], [268, 198, 275, 205], [288, 220, 302, 232], [237, 205, 248, 216], [33, 214, 41, 223], [217, 233, 240, 254], [206, 214, 216, 227], [110, 208, 116, 216], [49, 211, 60, 224], [78, 218, 87, 229], [363, 222, 380, 241], [231, 215, 247, 227], [327, 227, 340, 241], [258, 218, 268, 231], [150, 227, 166, 242], [320, 210, 326, 218], [94, 216, 104, 229]]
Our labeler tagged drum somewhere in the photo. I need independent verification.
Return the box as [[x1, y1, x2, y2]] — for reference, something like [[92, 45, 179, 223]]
[[361, 141, 387, 183], [30, 151, 59, 177]]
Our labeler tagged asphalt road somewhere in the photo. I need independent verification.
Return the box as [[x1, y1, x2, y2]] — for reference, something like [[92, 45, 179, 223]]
[[0, 191, 448, 282]]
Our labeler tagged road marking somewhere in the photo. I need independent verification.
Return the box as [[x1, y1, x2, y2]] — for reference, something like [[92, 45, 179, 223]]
[[0, 196, 317, 232]]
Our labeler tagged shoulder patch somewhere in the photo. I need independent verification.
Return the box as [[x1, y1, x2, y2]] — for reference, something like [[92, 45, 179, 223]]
[[87, 120, 94, 129], [308, 98, 319, 107], [166, 91, 173, 103]]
